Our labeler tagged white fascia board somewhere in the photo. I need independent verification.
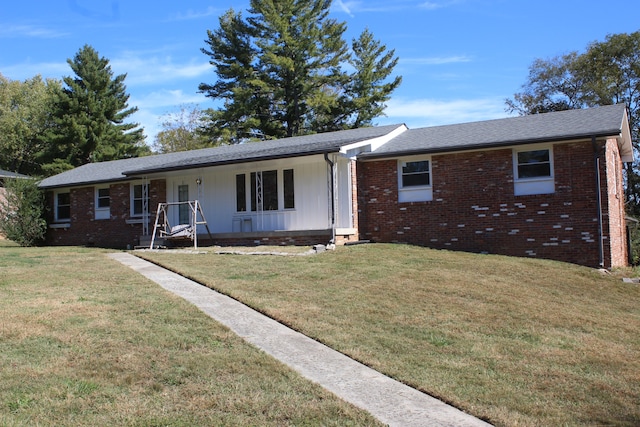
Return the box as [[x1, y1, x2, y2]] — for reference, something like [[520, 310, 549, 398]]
[[619, 110, 634, 163]]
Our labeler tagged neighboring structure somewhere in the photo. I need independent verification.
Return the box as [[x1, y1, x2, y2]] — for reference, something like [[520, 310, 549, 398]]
[[39, 104, 633, 268], [0, 169, 29, 207]]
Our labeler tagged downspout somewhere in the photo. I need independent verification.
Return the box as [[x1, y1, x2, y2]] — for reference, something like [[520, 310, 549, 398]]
[[592, 137, 605, 268], [324, 152, 336, 244]]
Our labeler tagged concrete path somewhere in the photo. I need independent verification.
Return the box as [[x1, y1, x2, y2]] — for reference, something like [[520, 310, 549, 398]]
[[108, 252, 492, 427]]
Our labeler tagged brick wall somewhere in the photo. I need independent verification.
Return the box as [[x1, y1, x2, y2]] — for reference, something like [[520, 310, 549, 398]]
[[357, 140, 626, 268], [603, 138, 628, 267], [45, 179, 166, 248]]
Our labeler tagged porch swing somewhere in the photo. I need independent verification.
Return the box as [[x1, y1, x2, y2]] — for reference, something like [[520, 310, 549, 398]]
[[149, 200, 213, 249]]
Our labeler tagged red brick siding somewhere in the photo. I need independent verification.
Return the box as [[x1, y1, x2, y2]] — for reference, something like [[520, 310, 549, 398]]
[[603, 138, 628, 267], [45, 179, 166, 248], [358, 140, 626, 268]]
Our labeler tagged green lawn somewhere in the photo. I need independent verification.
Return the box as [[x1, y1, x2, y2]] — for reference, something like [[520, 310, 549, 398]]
[[0, 240, 382, 426], [139, 244, 640, 427]]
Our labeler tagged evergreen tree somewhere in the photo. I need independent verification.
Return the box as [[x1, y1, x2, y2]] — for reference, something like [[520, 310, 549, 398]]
[[41, 45, 148, 175], [346, 28, 402, 129], [199, 0, 401, 143]]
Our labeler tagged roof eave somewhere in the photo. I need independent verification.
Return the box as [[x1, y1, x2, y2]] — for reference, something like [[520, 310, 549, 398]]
[[359, 130, 625, 160], [122, 148, 342, 176]]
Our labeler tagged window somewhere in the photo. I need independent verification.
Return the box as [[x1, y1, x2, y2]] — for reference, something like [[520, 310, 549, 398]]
[[401, 160, 430, 187], [236, 174, 246, 212], [131, 183, 149, 217], [251, 170, 278, 211], [398, 157, 433, 202], [95, 187, 110, 220], [177, 184, 190, 224], [513, 146, 554, 196], [283, 169, 295, 209], [55, 192, 71, 222], [516, 149, 551, 179]]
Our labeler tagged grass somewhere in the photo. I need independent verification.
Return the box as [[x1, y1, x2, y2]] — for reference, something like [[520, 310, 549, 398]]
[[0, 239, 382, 426], [139, 244, 640, 427]]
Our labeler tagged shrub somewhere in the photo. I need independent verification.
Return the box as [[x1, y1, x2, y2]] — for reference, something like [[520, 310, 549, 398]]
[[0, 177, 47, 246]]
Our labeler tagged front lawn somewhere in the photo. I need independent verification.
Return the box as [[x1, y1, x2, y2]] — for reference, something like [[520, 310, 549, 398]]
[[0, 241, 381, 426], [140, 244, 640, 427]]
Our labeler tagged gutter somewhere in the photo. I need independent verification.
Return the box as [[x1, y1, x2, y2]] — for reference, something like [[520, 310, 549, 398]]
[[324, 152, 336, 244], [592, 136, 605, 268], [359, 130, 624, 161]]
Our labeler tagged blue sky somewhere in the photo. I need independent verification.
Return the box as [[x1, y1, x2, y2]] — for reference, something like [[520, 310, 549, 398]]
[[1, 0, 639, 145]]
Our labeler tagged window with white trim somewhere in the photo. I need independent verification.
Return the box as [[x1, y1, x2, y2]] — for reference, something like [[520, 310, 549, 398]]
[[130, 183, 149, 217], [95, 186, 110, 220], [398, 157, 433, 202], [513, 146, 555, 196], [55, 191, 71, 222]]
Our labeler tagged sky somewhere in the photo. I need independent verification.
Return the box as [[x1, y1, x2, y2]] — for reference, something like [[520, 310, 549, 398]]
[[1, 0, 639, 147]]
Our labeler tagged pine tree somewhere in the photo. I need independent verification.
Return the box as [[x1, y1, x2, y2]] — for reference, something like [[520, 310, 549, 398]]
[[199, 0, 401, 143], [41, 45, 147, 175]]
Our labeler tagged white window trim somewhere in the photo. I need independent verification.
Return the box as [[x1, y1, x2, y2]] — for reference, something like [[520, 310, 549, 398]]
[[398, 156, 433, 203], [513, 144, 555, 196], [54, 190, 71, 223], [95, 185, 110, 220], [130, 182, 149, 218]]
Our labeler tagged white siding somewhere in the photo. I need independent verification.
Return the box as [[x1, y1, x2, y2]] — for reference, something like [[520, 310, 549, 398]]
[[163, 155, 336, 234]]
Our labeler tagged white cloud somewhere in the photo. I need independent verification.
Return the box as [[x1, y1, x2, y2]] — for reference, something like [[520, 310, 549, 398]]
[[402, 55, 473, 65], [334, 0, 355, 16], [170, 6, 221, 21], [0, 24, 68, 39], [129, 90, 210, 144], [0, 61, 68, 81], [110, 53, 211, 86], [380, 97, 512, 128]]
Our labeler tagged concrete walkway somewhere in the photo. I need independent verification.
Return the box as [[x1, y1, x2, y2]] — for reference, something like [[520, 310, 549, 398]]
[[108, 252, 492, 427]]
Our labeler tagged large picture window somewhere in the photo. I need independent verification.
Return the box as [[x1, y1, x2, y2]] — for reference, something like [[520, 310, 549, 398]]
[[55, 192, 71, 222]]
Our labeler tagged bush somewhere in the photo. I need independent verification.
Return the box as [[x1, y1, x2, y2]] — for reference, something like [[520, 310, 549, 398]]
[[0, 177, 47, 246]]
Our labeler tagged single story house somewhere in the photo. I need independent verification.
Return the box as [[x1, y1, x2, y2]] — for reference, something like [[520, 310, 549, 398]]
[[39, 104, 633, 268]]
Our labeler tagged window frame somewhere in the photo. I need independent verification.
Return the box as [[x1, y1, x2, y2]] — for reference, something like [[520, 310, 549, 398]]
[[251, 170, 279, 212], [513, 145, 555, 196], [130, 183, 149, 217], [95, 186, 110, 220], [283, 168, 295, 210], [397, 156, 433, 203], [54, 190, 71, 222]]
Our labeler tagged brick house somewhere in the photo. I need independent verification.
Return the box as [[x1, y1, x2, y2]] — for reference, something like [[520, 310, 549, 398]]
[[39, 104, 633, 268]]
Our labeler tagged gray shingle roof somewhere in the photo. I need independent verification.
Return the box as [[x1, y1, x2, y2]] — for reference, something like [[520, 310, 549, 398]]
[[39, 124, 404, 189], [361, 104, 630, 159], [0, 169, 29, 179]]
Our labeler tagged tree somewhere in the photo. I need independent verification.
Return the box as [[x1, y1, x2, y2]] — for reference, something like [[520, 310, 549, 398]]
[[0, 74, 60, 176], [345, 28, 403, 129], [506, 31, 640, 213], [0, 177, 47, 246], [199, 0, 401, 143], [152, 104, 213, 153], [40, 45, 148, 175]]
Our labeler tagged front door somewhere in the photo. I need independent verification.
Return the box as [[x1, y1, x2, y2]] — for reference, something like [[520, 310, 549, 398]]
[[178, 184, 189, 225]]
